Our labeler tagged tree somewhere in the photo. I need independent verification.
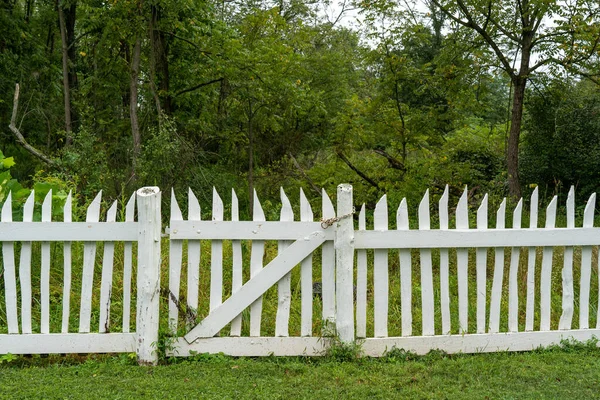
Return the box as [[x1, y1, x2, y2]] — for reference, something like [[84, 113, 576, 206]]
[[427, 0, 600, 197]]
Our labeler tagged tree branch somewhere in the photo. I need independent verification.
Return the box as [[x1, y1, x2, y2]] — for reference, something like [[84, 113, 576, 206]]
[[175, 78, 224, 97], [373, 148, 406, 171], [335, 149, 380, 190], [288, 152, 321, 196], [9, 84, 57, 166]]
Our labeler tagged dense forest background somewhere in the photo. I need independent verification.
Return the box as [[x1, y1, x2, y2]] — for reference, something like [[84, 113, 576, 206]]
[[1, 0, 600, 219]]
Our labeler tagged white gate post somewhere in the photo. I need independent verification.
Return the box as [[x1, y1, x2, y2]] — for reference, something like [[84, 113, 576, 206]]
[[335, 184, 355, 343], [136, 186, 161, 365]]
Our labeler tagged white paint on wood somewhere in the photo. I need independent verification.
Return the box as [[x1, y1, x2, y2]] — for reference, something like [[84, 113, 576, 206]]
[[122, 193, 135, 333], [99, 201, 118, 333], [357, 204, 367, 338], [559, 186, 575, 330], [456, 188, 469, 333], [210, 188, 224, 316], [439, 186, 450, 334], [579, 193, 595, 329], [540, 196, 557, 331], [419, 190, 434, 336], [168, 189, 183, 334], [300, 189, 314, 337], [170, 221, 332, 241], [276, 187, 293, 337], [136, 187, 161, 365], [489, 198, 506, 333], [525, 187, 538, 331], [79, 191, 101, 333], [185, 232, 327, 341], [61, 191, 72, 333], [187, 188, 201, 315], [230, 189, 243, 337], [0, 222, 137, 241], [476, 194, 488, 334], [0, 333, 136, 354], [2, 192, 18, 333], [321, 189, 336, 324], [20, 190, 34, 334], [508, 199, 522, 332], [335, 184, 354, 343], [374, 194, 389, 337], [250, 190, 266, 337], [171, 337, 327, 357], [397, 199, 412, 337], [41, 190, 52, 334]]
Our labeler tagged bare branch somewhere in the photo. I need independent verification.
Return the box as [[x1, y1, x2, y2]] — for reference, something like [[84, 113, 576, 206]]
[[175, 78, 224, 97], [335, 149, 381, 190]]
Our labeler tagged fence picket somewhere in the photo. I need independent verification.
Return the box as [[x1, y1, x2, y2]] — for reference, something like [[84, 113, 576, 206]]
[[99, 201, 117, 333], [374, 195, 389, 337], [508, 199, 523, 332], [419, 190, 435, 336], [250, 190, 265, 336], [168, 190, 183, 334], [2, 192, 18, 333], [559, 187, 575, 330], [230, 189, 243, 336], [439, 186, 450, 334], [397, 199, 412, 336], [61, 192, 72, 333], [41, 190, 52, 334], [187, 189, 201, 317], [476, 194, 488, 334], [210, 188, 224, 317], [122, 193, 135, 333], [79, 191, 101, 333], [300, 189, 314, 337], [456, 188, 469, 333], [276, 188, 293, 337], [20, 191, 35, 334], [525, 187, 539, 331], [489, 198, 506, 333], [357, 204, 367, 338], [540, 196, 558, 331], [321, 189, 336, 324], [579, 193, 596, 329]]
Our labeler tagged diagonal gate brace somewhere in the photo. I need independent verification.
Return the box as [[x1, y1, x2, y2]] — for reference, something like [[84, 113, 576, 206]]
[[184, 231, 326, 343]]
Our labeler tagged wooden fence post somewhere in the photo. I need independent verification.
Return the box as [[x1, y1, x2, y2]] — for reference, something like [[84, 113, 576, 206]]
[[136, 186, 161, 365], [335, 184, 355, 343]]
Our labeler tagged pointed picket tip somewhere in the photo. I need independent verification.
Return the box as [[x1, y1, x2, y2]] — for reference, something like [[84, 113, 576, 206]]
[[359, 204, 366, 230], [439, 186, 449, 230], [583, 193, 596, 227], [496, 198, 507, 229], [86, 190, 102, 221], [1, 191, 12, 221], [253, 189, 266, 221], [280, 187, 292, 210], [375, 194, 387, 210], [456, 187, 468, 229], [530, 187, 539, 229], [23, 190, 35, 222], [477, 194, 488, 229], [231, 189, 239, 222], [107, 200, 118, 222], [566, 186, 575, 228], [419, 189, 430, 229], [458, 186, 468, 209], [212, 186, 224, 221], [397, 198, 409, 230], [545, 195, 558, 228], [170, 188, 183, 221], [188, 187, 201, 221], [419, 189, 430, 212], [299, 188, 313, 221], [64, 191, 72, 223], [125, 192, 136, 222], [374, 194, 388, 229], [512, 198, 523, 229], [42, 189, 53, 222], [322, 188, 335, 218]]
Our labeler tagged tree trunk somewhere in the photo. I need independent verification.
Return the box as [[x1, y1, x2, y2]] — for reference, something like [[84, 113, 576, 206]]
[[58, 4, 72, 146], [248, 101, 254, 218], [507, 77, 526, 199], [130, 38, 142, 175], [150, 4, 171, 115]]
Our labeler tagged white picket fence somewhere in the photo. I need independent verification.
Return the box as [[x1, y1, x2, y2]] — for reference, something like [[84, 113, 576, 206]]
[[2, 183, 600, 363]]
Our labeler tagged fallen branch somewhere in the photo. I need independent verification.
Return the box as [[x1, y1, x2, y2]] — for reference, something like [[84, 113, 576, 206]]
[[335, 149, 380, 190], [9, 84, 57, 166], [373, 148, 406, 171]]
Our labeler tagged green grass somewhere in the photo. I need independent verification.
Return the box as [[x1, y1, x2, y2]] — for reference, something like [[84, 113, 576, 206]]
[[1, 341, 600, 399]]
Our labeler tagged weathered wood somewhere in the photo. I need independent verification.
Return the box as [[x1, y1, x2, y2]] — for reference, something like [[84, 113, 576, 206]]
[[79, 191, 102, 333], [300, 189, 314, 337], [476, 194, 488, 334], [171, 337, 326, 357], [357, 204, 367, 338], [250, 190, 266, 337], [559, 187, 575, 330], [122, 193, 135, 333], [2, 192, 18, 333], [0, 222, 137, 241], [579, 193, 595, 329], [136, 186, 161, 365], [456, 188, 469, 333], [489, 198, 506, 333], [335, 184, 354, 343], [439, 186, 450, 334], [187, 188, 201, 315], [20, 191, 35, 334], [374, 194, 389, 338], [210, 188, 224, 316], [525, 187, 539, 331], [230, 189, 243, 337], [321, 189, 336, 324], [276, 188, 294, 337], [540, 196, 557, 331], [99, 201, 118, 333], [0, 333, 137, 354], [185, 232, 327, 341], [419, 190, 435, 336], [168, 189, 183, 334], [508, 199, 522, 332], [397, 198, 412, 337], [170, 221, 332, 241], [61, 191, 72, 333], [41, 190, 52, 334]]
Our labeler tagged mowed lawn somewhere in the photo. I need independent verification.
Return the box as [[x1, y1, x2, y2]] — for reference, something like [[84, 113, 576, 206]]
[[1, 344, 599, 399]]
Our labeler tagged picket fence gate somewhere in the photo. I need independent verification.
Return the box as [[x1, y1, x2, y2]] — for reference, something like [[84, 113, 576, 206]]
[[1, 184, 600, 364]]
